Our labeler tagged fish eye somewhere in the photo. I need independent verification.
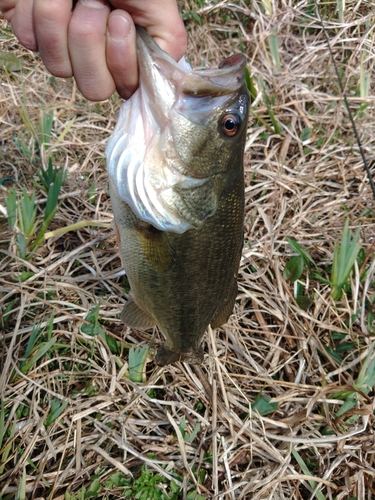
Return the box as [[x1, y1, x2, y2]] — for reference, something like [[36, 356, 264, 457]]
[[220, 113, 241, 137]]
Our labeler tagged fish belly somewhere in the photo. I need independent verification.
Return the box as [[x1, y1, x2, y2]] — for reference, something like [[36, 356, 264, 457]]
[[110, 172, 243, 366]]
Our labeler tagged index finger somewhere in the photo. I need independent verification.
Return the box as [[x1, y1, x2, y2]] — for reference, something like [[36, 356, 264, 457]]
[[8, 0, 37, 50], [109, 0, 187, 61], [33, 0, 73, 77]]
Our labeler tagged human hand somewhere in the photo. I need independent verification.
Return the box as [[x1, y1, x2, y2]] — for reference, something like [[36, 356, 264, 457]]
[[0, 0, 187, 101]]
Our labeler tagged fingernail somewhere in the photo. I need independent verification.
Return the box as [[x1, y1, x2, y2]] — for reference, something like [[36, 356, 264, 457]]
[[80, 0, 106, 9], [108, 13, 131, 42]]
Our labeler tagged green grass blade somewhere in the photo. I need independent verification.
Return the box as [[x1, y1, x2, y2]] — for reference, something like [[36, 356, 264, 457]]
[[56, 116, 76, 145], [17, 103, 37, 142], [360, 50, 370, 98], [337, 219, 350, 280], [20, 337, 56, 374], [16, 467, 27, 500], [40, 110, 54, 149], [331, 242, 339, 285], [43, 220, 110, 240], [269, 32, 281, 69], [258, 76, 282, 135], [261, 0, 272, 15], [244, 67, 257, 100], [331, 220, 361, 300], [5, 186, 17, 227], [45, 399, 69, 427], [250, 109, 274, 132], [336, 0, 344, 23], [29, 203, 61, 253], [341, 227, 361, 279], [291, 449, 326, 500], [18, 188, 37, 236], [16, 234, 27, 259], [356, 343, 375, 390], [44, 177, 63, 221], [21, 323, 42, 367], [286, 237, 316, 267]]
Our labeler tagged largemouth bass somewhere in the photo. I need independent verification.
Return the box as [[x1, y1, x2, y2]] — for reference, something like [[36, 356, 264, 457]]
[[106, 27, 249, 366]]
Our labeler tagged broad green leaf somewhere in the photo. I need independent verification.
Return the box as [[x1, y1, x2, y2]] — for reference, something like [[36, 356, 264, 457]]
[[81, 323, 106, 336], [251, 393, 278, 416], [300, 127, 311, 143], [16, 234, 27, 259], [84, 478, 101, 498], [128, 345, 149, 383], [283, 255, 304, 282], [335, 392, 358, 417], [0, 50, 23, 71], [295, 296, 313, 310], [321, 344, 341, 365], [81, 306, 106, 336], [187, 493, 205, 500], [19, 270, 34, 281], [105, 334, 119, 354]]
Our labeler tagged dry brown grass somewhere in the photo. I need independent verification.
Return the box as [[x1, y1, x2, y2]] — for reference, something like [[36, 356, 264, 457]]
[[1, 1, 375, 499]]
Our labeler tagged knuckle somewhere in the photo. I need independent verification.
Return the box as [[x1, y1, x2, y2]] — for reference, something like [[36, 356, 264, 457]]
[[34, 0, 68, 23], [68, 19, 102, 41]]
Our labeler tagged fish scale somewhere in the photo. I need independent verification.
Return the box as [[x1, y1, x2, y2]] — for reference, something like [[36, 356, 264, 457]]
[[106, 27, 249, 365]]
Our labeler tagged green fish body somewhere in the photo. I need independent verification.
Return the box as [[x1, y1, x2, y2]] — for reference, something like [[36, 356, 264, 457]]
[[106, 28, 249, 365]]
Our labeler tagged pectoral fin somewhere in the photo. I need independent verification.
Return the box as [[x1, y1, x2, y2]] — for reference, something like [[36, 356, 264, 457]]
[[136, 225, 174, 272], [121, 298, 156, 330], [210, 279, 238, 329]]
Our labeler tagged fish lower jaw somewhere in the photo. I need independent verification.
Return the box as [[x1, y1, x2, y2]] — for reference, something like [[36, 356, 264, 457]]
[[156, 344, 204, 366]]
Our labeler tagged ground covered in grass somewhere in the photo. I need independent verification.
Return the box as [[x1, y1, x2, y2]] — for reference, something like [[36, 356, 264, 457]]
[[1, 1, 375, 499]]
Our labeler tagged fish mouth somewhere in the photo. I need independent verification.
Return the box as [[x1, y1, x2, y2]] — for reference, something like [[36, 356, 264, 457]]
[[135, 27, 187, 132], [106, 27, 249, 234], [136, 26, 246, 106]]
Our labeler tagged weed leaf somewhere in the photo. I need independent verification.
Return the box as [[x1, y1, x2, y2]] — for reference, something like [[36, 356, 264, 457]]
[[0, 50, 23, 71], [128, 345, 149, 383], [252, 393, 278, 416], [295, 296, 313, 310], [283, 255, 304, 282]]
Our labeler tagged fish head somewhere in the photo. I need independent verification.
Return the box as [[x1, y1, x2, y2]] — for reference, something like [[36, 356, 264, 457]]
[[106, 27, 249, 233], [170, 54, 249, 178]]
